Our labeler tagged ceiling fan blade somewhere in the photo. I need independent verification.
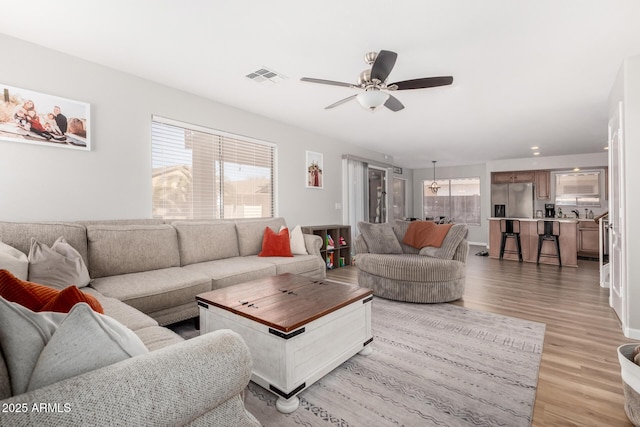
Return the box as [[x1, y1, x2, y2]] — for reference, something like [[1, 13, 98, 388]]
[[301, 77, 355, 88], [389, 76, 453, 90], [384, 95, 404, 112], [325, 94, 357, 109], [370, 50, 398, 82]]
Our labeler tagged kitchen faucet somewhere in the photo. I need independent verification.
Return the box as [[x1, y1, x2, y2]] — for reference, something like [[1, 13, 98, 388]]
[[571, 209, 580, 218]]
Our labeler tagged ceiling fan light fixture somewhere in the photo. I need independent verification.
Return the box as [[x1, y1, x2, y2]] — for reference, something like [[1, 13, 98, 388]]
[[356, 89, 389, 111]]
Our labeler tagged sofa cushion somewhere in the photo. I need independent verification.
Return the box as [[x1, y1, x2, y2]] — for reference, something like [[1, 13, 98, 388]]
[[28, 237, 91, 289], [0, 241, 28, 280], [418, 224, 468, 260], [184, 257, 276, 290], [172, 221, 240, 265], [0, 299, 147, 395], [0, 269, 102, 314], [89, 267, 211, 315], [82, 288, 159, 331], [258, 227, 293, 257], [0, 221, 88, 266], [235, 218, 287, 256], [250, 255, 324, 276], [87, 225, 180, 278], [358, 221, 403, 254], [133, 326, 184, 351]]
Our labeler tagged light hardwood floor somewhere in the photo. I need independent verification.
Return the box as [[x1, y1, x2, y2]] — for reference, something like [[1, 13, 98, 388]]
[[327, 246, 635, 426]]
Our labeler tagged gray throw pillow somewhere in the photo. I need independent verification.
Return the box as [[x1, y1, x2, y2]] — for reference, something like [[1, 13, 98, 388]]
[[0, 241, 29, 280], [419, 224, 468, 260], [357, 222, 403, 254], [0, 297, 148, 395], [28, 237, 91, 289]]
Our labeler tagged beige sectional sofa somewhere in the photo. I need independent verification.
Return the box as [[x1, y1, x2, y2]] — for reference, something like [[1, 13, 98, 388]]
[[0, 217, 325, 426]]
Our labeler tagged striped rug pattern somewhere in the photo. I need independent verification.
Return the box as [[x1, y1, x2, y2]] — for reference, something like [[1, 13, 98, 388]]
[[243, 297, 545, 427]]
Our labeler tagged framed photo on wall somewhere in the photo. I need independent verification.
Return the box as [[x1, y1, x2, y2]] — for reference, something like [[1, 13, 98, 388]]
[[0, 83, 91, 151], [306, 151, 323, 189]]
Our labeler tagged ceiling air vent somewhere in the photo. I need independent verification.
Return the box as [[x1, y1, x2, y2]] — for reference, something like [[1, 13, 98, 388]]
[[245, 67, 286, 84]]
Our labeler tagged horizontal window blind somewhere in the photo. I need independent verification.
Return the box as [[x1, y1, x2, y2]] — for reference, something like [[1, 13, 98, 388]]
[[555, 171, 601, 206], [151, 117, 276, 220]]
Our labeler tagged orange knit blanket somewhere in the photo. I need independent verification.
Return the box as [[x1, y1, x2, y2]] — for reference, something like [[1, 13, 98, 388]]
[[403, 221, 453, 249]]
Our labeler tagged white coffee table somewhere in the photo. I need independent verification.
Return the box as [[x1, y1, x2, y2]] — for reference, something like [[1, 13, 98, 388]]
[[196, 273, 373, 413]]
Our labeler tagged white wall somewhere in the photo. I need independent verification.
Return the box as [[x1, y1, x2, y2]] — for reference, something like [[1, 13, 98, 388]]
[[0, 34, 389, 227]]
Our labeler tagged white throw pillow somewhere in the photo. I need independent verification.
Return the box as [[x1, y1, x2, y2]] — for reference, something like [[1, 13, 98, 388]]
[[28, 237, 91, 289], [28, 302, 149, 391], [280, 225, 308, 255], [0, 297, 148, 395], [0, 297, 65, 394], [0, 241, 29, 280]]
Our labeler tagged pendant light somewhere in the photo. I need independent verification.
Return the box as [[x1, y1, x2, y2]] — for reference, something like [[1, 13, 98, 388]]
[[430, 161, 440, 194]]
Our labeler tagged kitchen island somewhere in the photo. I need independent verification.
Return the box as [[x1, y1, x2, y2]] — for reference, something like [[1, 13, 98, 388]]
[[488, 218, 579, 267]]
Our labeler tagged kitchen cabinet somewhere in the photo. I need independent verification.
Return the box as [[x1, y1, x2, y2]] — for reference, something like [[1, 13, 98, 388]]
[[535, 170, 551, 199], [491, 171, 535, 184], [577, 220, 599, 258]]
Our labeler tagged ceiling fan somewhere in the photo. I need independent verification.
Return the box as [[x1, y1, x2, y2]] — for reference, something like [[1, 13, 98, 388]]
[[300, 50, 453, 112]]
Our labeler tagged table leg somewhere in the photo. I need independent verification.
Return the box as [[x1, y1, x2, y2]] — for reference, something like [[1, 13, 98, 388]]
[[359, 345, 373, 356], [276, 395, 300, 413]]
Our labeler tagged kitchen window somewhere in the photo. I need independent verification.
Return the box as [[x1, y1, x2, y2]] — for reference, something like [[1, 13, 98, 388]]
[[555, 171, 601, 207], [423, 177, 480, 225], [151, 116, 276, 220]]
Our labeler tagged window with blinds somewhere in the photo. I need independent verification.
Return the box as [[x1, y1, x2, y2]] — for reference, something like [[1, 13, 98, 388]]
[[151, 116, 276, 219], [423, 177, 481, 225], [555, 171, 601, 206]]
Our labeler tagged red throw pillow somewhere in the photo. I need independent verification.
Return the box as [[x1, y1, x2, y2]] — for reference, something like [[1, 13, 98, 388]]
[[258, 227, 293, 257], [40, 285, 104, 314], [0, 269, 103, 314]]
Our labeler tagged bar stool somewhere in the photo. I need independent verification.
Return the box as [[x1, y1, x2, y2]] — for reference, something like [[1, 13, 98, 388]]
[[537, 220, 561, 267], [499, 219, 523, 262]]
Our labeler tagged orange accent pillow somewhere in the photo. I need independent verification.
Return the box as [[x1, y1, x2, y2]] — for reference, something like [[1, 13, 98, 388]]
[[403, 222, 454, 249], [258, 227, 293, 257], [0, 269, 103, 314], [40, 285, 104, 314], [0, 269, 58, 311]]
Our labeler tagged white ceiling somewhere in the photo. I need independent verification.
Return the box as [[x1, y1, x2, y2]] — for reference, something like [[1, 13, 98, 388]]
[[2, 0, 639, 169]]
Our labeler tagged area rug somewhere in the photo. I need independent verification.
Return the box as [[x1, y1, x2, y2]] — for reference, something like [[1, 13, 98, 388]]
[[242, 298, 546, 427]]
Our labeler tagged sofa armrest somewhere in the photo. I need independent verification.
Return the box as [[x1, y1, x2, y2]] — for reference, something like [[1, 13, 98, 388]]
[[303, 233, 322, 256], [0, 330, 258, 427], [354, 234, 369, 254], [452, 239, 470, 263]]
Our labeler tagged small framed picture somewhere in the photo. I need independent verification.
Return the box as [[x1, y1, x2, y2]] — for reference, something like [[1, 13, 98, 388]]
[[306, 151, 323, 189], [0, 83, 91, 151]]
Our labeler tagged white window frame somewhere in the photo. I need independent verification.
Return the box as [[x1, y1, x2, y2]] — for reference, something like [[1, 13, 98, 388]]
[[151, 115, 277, 220]]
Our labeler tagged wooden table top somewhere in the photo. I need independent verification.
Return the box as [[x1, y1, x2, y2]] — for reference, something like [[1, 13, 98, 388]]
[[196, 273, 372, 332]]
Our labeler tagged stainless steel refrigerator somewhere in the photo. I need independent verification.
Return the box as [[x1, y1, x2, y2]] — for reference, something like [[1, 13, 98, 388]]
[[491, 183, 534, 218]]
